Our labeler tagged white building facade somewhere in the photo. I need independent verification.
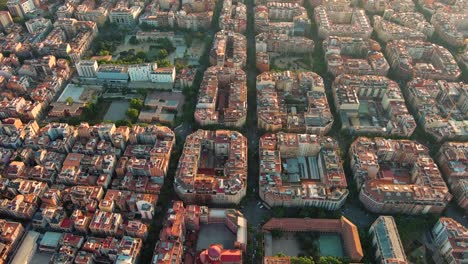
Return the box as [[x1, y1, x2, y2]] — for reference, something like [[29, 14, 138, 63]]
[[76, 60, 98, 78], [150, 67, 176, 83], [128, 63, 156, 82]]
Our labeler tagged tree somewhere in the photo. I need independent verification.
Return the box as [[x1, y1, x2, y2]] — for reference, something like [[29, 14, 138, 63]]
[[156, 59, 172, 67], [120, 50, 129, 57], [98, 50, 110, 56], [129, 36, 139, 45], [81, 102, 98, 120], [126, 108, 139, 122], [152, 38, 175, 51], [272, 206, 285, 217], [130, 98, 144, 111], [12, 17, 24, 25], [291, 257, 315, 264], [395, 215, 438, 249], [137, 89, 148, 97], [65, 97, 74, 105], [115, 119, 132, 127], [158, 49, 168, 59], [0, 0, 8, 10], [136, 51, 147, 60], [317, 256, 343, 264], [175, 61, 187, 72]]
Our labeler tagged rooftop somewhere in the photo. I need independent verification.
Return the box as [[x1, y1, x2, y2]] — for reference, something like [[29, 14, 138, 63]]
[[370, 216, 407, 263], [350, 137, 452, 214]]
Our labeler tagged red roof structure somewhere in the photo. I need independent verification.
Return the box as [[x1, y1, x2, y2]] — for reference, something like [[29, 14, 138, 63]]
[[199, 244, 242, 264]]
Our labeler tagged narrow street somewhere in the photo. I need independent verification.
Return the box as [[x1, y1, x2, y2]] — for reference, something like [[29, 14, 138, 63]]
[[240, 0, 272, 262], [244, 0, 261, 206]]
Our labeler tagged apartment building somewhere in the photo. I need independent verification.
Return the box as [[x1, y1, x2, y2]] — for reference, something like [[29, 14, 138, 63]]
[[0, 220, 24, 264], [195, 66, 247, 127], [257, 71, 333, 134], [210, 30, 247, 69], [89, 210, 123, 236], [432, 218, 468, 264], [369, 216, 408, 264], [174, 130, 247, 205], [7, 0, 35, 18], [333, 74, 416, 137], [109, 0, 143, 26], [152, 201, 185, 263], [418, 0, 468, 15], [138, 0, 178, 28], [363, 0, 415, 12], [254, 2, 310, 36], [259, 133, 348, 210], [38, 19, 98, 62], [437, 142, 468, 211], [382, 9, 434, 38], [362, 0, 387, 13], [323, 36, 389, 76], [56, 3, 74, 19], [256, 52, 270, 73], [373, 15, 428, 43], [0, 121, 172, 262], [406, 79, 467, 141], [75, 0, 111, 26], [25, 17, 52, 35], [385, 39, 461, 81], [314, 5, 372, 39], [175, 0, 215, 31], [350, 137, 452, 214], [219, 0, 247, 33], [0, 179, 47, 219], [100, 189, 157, 220], [255, 32, 314, 54], [431, 12, 468, 48], [0, 11, 13, 28]]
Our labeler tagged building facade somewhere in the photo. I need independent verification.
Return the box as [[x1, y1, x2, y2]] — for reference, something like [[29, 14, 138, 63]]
[[76, 60, 98, 78]]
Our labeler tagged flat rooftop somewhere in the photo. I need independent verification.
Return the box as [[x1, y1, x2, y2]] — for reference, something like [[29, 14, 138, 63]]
[[196, 223, 236, 251]]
